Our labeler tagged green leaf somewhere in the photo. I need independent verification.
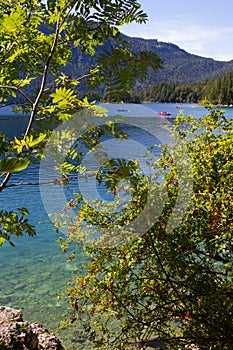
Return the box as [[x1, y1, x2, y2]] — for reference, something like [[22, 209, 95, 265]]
[[0, 157, 30, 173], [0, 237, 6, 246], [18, 207, 29, 216], [28, 133, 46, 147]]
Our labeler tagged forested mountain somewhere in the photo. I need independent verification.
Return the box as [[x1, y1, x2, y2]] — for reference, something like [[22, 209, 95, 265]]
[[63, 33, 233, 94], [19, 33, 233, 101], [123, 35, 233, 87], [136, 72, 233, 105]]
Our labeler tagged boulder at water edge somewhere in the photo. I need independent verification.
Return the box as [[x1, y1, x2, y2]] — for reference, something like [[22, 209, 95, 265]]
[[0, 306, 64, 350]]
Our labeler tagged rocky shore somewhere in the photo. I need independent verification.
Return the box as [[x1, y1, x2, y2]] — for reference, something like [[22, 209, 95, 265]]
[[0, 306, 64, 350]]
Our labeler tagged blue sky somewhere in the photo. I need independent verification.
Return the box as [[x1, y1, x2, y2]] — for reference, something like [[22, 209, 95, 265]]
[[121, 0, 233, 61]]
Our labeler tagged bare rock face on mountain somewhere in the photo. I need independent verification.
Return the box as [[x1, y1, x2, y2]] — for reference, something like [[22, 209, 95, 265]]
[[0, 306, 64, 350]]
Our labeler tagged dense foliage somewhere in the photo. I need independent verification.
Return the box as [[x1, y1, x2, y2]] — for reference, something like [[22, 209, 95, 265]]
[[0, 0, 161, 246], [59, 106, 233, 350], [135, 81, 203, 104], [135, 72, 233, 105]]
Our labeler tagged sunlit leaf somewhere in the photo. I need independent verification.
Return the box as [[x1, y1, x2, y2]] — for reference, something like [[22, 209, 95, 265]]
[[0, 157, 30, 173]]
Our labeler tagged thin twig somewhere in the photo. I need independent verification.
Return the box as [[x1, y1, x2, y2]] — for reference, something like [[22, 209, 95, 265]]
[[148, 232, 189, 311], [0, 101, 29, 109], [0, 85, 33, 105]]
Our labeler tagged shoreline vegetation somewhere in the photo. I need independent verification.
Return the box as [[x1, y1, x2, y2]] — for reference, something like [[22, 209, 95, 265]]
[[102, 72, 233, 105]]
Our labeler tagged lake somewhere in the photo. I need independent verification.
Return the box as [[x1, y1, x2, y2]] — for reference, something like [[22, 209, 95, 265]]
[[0, 103, 232, 348]]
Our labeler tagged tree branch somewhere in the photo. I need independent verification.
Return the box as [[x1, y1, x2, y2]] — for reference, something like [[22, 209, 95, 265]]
[[0, 17, 62, 192], [0, 101, 30, 109], [0, 2, 81, 192], [148, 232, 189, 311], [0, 85, 33, 105]]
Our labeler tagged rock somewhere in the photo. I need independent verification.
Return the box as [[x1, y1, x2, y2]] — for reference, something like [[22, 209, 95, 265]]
[[0, 306, 64, 350]]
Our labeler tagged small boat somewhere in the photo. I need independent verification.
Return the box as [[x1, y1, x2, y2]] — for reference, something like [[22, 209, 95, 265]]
[[117, 108, 129, 112], [157, 111, 171, 116]]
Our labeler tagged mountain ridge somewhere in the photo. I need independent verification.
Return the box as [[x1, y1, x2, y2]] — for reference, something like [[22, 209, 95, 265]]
[[121, 34, 233, 87], [64, 33, 233, 95]]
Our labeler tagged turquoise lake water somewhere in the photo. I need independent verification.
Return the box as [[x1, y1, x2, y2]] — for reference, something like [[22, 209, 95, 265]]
[[0, 103, 232, 348]]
